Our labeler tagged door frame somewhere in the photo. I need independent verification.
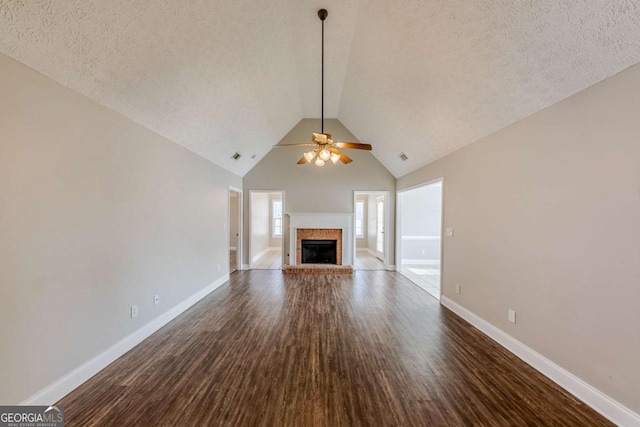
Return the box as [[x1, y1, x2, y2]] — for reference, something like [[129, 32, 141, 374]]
[[353, 191, 391, 270], [249, 190, 285, 270], [228, 186, 243, 272], [375, 195, 385, 259]]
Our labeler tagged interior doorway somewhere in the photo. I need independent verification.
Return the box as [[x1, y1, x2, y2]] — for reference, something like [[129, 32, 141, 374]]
[[249, 190, 284, 270], [397, 179, 443, 300], [228, 187, 242, 274], [353, 191, 389, 270]]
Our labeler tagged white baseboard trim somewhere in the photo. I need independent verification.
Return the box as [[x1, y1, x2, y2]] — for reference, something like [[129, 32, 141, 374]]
[[385, 265, 396, 271], [356, 248, 368, 252], [241, 264, 250, 270], [20, 274, 230, 406], [440, 296, 640, 427]]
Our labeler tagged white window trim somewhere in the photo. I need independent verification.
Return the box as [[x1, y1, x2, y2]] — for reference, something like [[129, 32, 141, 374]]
[[355, 200, 365, 238], [272, 199, 283, 238]]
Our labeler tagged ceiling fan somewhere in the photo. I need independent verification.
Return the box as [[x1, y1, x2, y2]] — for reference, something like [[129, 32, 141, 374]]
[[274, 9, 372, 166]]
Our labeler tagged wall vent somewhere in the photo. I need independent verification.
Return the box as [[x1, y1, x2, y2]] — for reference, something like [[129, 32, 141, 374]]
[[398, 152, 408, 161], [231, 152, 241, 160]]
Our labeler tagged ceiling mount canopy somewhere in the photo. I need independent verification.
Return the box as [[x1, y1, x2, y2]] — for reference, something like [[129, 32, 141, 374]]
[[274, 8, 372, 167]]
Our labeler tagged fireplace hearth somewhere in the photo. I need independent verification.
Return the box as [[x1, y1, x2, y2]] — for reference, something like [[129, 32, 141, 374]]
[[301, 239, 337, 264]]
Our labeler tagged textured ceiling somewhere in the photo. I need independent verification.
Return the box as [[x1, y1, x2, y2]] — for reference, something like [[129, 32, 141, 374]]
[[1, 1, 640, 177]]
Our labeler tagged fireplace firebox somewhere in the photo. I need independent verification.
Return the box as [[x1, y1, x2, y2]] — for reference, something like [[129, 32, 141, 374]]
[[301, 239, 337, 264]]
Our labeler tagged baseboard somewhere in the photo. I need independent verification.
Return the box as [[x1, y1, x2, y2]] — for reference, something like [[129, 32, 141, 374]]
[[385, 265, 396, 271], [20, 274, 230, 406], [440, 296, 640, 427], [241, 264, 250, 270], [356, 248, 368, 252]]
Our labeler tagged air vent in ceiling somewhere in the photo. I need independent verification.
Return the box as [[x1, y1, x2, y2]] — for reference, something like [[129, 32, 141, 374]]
[[231, 152, 241, 160], [398, 152, 408, 161]]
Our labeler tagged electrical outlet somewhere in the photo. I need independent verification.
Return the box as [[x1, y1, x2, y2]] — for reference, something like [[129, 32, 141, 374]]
[[508, 309, 516, 324], [217, 264, 221, 272], [153, 295, 159, 306], [455, 284, 461, 294], [445, 227, 454, 237], [131, 305, 138, 319]]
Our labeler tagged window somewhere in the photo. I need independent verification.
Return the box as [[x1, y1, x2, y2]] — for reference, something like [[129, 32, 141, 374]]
[[272, 200, 283, 237], [355, 200, 364, 238]]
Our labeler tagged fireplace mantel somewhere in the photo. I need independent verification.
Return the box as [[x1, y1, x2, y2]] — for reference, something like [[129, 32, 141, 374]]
[[287, 213, 353, 266]]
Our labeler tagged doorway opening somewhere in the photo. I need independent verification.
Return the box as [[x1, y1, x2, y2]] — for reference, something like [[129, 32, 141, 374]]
[[397, 179, 443, 300], [229, 187, 243, 274], [353, 191, 388, 270], [249, 190, 284, 270]]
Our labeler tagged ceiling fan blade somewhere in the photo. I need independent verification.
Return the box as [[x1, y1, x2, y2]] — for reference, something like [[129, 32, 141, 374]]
[[273, 143, 317, 147], [334, 142, 372, 150], [297, 156, 308, 164], [339, 152, 353, 164]]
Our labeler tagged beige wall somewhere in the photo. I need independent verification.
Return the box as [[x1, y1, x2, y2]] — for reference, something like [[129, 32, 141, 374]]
[[0, 53, 241, 404], [397, 63, 640, 413], [243, 119, 396, 266]]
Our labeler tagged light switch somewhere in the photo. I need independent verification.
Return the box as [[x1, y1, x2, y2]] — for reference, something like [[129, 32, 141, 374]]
[[445, 227, 454, 237], [508, 309, 516, 324]]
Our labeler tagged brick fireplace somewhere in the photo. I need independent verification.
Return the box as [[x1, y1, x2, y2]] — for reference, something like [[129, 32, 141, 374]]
[[296, 228, 342, 265], [287, 213, 353, 266]]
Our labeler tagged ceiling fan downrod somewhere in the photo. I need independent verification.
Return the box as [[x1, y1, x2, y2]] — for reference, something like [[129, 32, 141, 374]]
[[319, 9, 327, 134], [271, 8, 372, 166]]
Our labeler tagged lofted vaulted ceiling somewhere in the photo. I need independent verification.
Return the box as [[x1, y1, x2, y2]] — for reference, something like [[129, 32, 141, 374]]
[[1, 1, 640, 177]]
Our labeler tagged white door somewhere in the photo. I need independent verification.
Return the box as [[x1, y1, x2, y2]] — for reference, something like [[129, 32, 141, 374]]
[[376, 196, 384, 260]]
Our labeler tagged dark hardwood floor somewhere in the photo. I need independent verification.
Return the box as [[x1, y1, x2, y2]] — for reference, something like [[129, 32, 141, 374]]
[[58, 271, 612, 426]]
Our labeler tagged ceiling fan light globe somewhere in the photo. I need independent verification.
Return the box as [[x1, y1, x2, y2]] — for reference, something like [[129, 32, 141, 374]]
[[315, 158, 325, 167], [319, 148, 331, 161], [303, 151, 316, 163], [330, 152, 340, 164]]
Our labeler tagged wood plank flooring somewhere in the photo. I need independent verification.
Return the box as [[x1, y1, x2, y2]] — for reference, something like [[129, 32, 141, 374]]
[[354, 251, 385, 270], [58, 271, 612, 426]]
